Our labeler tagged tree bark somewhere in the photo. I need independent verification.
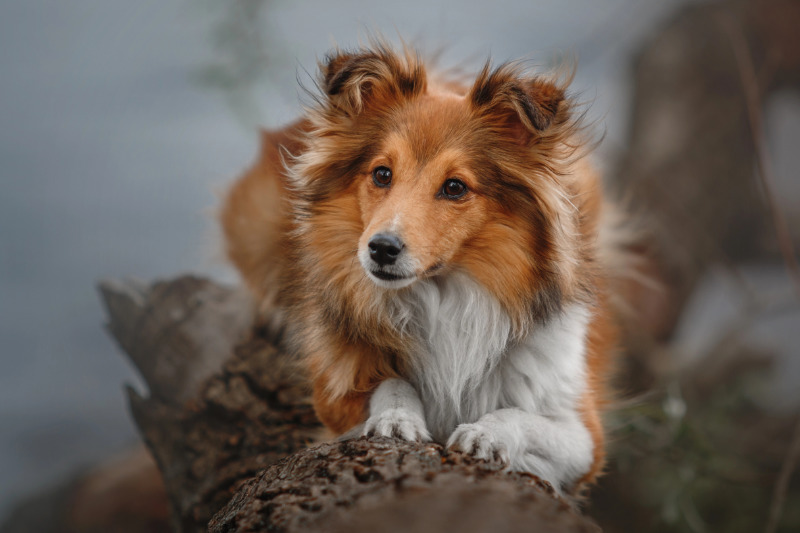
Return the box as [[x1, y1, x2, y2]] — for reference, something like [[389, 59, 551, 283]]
[[209, 438, 596, 533]]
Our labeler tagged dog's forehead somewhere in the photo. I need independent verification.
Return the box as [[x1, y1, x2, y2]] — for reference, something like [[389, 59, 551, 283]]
[[388, 92, 476, 164]]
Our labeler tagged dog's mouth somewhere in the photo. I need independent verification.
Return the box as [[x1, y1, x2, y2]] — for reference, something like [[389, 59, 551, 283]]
[[370, 270, 412, 281], [364, 267, 417, 289], [365, 262, 445, 288]]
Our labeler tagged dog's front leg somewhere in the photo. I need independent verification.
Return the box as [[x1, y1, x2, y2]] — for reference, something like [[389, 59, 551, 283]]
[[447, 408, 593, 492], [363, 378, 431, 441]]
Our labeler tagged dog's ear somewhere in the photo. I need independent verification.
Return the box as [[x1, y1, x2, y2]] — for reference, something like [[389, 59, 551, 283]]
[[470, 63, 566, 144], [321, 47, 426, 116]]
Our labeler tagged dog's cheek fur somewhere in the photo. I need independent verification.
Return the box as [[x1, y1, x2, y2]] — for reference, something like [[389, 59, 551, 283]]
[[295, 193, 388, 341], [456, 170, 581, 332], [456, 212, 541, 330]]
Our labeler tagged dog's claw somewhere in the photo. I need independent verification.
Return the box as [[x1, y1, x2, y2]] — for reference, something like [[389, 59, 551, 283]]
[[363, 408, 432, 442], [447, 422, 509, 463]]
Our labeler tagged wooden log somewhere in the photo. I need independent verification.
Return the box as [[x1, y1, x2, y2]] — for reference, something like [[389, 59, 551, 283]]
[[209, 438, 598, 533]]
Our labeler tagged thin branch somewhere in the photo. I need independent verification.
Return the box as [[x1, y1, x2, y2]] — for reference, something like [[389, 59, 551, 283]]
[[765, 416, 800, 533], [718, 12, 800, 300]]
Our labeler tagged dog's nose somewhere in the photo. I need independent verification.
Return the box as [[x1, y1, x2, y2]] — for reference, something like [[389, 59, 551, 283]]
[[368, 233, 404, 267]]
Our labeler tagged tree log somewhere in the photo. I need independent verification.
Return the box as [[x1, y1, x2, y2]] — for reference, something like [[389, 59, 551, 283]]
[[209, 438, 596, 533], [99, 276, 599, 532]]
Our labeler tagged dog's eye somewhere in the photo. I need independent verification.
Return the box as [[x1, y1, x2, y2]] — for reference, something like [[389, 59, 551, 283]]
[[440, 178, 467, 200], [372, 166, 392, 188]]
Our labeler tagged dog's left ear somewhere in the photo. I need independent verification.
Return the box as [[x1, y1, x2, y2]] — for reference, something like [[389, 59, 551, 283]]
[[470, 63, 566, 145], [321, 47, 426, 117]]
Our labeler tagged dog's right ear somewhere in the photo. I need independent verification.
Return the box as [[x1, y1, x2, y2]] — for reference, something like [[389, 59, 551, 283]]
[[321, 47, 426, 116]]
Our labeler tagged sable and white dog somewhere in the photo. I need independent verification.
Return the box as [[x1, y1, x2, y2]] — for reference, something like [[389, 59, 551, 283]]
[[221, 43, 618, 494]]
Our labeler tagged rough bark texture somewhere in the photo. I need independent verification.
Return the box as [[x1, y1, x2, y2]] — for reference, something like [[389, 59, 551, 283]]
[[100, 276, 322, 532], [99, 276, 597, 533], [209, 438, 597, 533]]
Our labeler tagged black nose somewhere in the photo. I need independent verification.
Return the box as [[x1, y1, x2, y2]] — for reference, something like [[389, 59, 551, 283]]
[[368, 233, 404, 267]]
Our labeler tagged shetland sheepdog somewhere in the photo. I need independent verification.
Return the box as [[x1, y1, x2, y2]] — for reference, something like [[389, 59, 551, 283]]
[[221, 43, 618, 494]]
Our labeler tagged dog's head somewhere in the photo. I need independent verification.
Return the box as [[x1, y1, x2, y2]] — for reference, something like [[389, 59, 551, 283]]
[[292, 44, 582, 319]]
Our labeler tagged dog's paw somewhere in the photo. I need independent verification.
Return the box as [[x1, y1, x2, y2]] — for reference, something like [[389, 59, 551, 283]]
[[447, 422, 509, 463], [363, 408, 432, 442]]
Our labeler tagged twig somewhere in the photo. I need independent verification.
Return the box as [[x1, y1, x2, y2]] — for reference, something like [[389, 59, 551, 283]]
[[765, 416, 800, 533], [718, 12, 800, 300]]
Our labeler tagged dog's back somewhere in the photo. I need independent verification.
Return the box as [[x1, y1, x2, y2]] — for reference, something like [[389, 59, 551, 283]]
[[220, 121, 308, 315]]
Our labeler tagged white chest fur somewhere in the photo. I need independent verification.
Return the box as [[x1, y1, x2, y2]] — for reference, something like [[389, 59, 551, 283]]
[[391, 274, 590, 443]]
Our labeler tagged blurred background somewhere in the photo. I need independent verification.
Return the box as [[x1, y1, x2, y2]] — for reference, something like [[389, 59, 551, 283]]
[[0, 0, 798, 531]]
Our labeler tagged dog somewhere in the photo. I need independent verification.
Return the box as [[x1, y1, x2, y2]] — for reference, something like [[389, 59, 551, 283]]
[[221, 42, 619, 494]]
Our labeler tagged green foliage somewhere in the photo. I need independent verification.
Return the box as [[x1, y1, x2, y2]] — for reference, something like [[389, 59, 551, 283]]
[[593, 357, 800, 533]]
